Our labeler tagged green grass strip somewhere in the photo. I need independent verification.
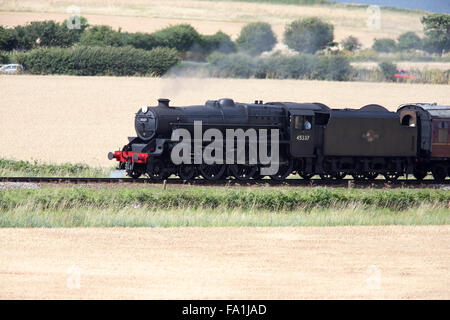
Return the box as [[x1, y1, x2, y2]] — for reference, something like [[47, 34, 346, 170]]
[[1, 186, 449, 211]]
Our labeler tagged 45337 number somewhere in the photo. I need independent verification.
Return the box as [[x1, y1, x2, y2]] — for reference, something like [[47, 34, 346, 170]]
[[296, 135, 310, 141]]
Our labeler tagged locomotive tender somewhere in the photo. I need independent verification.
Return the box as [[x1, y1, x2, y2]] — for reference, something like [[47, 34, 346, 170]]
[[109, 98, 450, 181]]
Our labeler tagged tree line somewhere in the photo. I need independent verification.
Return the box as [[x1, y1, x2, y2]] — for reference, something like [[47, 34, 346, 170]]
[[0, 13, 448, 80]]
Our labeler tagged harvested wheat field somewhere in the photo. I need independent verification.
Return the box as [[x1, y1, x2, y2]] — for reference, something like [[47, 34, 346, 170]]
[[0, 0, 425, 46], [0, 75, 448, 167], [0, 226, 448, 299]]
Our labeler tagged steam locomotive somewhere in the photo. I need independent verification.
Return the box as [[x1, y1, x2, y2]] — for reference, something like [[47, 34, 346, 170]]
[[109, 98, 450, 182]]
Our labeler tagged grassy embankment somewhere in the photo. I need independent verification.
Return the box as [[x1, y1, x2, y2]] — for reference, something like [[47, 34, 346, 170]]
[[0, 186, 448, 227], [0, 158, 448, 227], [0, 158, 111, 177]]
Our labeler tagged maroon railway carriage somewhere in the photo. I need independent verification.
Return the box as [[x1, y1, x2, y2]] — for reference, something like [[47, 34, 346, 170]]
[[398, 103, 450, 181]]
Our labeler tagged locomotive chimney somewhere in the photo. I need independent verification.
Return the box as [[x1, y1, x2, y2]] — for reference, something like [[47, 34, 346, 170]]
[[158, 98, 170, 107]]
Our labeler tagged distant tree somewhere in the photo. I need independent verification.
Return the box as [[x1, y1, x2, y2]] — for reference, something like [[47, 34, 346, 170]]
[[284, 17, 334, 54], [13, 21, 81, 50], [0, 26, 17, 51], [236, 22, 277, 56], [379, 61, 397, 81], [341, 35, 361, 52], [397, 32, 422, 51], [152, 24, 201, 52], [122, 32, 157, 51], [79, 25, 124, 47], [372, 38, 397, 53], [200, 31, 236, 54], [421, 14, 450, 55]]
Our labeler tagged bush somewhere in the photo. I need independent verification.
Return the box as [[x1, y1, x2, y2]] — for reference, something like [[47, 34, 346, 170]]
[[79, 25, 124, 47], [350, 49, 379, 61], [185, 31, 236, 61], [317, 54, 353, 81], [200, 31, 236, 54], [236, 22, 277, 56], [378, 61, 397, 81], [397, 32, 422, 51], [12, 20, 81, 50], [122, 32, 157, 51], [372, 38, 397, 53], [14, 45, 180, 76], [255, 53, 318, 79], [152, 24, 201, 52], [208, 52, 256, 78], [207, 51, 352, 81], [284, 17, 334, 54], [0, 26, 18, 51], [0, 51, 9, 63], [341, 35, 361, 52]]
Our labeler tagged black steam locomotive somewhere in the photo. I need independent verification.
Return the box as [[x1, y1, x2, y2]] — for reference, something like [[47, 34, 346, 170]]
[[109, 98, 450, 181]]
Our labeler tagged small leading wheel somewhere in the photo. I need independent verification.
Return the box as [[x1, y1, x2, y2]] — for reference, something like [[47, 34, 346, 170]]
[[178, 165, 197, 180], [128, 171, 142, 179], [269, 160, 294, 181], [365, 172, 379, 181], [199, 164, 226, 180], [230, 164, 257, 181], [383, 171, 400, 182], [147, 159, 170, 181]]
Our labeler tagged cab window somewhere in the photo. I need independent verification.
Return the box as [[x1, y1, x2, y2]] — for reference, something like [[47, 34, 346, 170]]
[[294, 116, 312, 130], [294, 116, 304, 129]]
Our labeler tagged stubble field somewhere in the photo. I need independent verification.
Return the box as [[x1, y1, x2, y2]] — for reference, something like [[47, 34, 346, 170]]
[[0, 75, 449, 167], [0, 226, 449, 299]]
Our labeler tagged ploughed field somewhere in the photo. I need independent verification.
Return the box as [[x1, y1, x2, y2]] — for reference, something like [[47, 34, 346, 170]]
[[1, 75, 448, 167], [0, 226, 448, 299]]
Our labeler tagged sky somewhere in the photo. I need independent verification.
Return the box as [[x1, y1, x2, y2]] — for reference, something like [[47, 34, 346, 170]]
[[331, 0, 450, 13]]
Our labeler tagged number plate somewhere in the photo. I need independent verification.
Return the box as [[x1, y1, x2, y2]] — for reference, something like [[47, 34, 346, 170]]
[[296, 135, 310, 141]]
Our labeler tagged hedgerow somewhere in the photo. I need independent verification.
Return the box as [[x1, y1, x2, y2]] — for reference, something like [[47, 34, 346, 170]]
[[208, 52, 352, 80], [13, 45, 180, 76]]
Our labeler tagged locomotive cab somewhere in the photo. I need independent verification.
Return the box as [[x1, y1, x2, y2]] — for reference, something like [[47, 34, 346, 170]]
[[290, 110, 315, 157]]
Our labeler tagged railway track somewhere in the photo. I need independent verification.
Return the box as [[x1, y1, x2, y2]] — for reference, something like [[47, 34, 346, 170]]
[[0, 176, 448, 187]]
